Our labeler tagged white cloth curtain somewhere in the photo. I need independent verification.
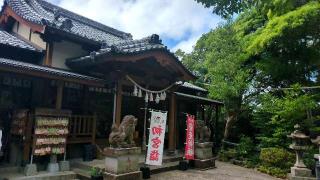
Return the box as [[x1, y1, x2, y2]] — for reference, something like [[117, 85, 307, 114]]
[[146, 111, 167, 166]]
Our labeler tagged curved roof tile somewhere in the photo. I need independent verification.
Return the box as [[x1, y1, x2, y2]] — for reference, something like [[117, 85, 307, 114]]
[[0, 28, 40, 51], [5, 0, 132, 44]]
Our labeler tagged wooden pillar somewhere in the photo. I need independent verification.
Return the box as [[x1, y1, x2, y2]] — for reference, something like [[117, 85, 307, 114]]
[[168, 93, 177, 154], [44, 42, 54, 66], [55, 80, 63, 110], [215, 105, 219, 147], [114, 81, 123, 126]]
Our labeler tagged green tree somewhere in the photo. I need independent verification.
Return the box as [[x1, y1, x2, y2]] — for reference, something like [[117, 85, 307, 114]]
[[187, 0, 320, 146], [178, 21, 254, 139], [195, 0, 254, 18], [252, 86, 317, 148]]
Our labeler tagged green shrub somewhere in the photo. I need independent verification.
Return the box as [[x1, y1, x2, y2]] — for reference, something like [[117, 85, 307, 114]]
[[236, 135, 255, 158], [90, 167, 102, 177], [258, 165, 288, 178], [244, 154, 260, 168], [260, 147, 295, 169], [258, 147, 295, 178], [218, 148, 237, 161], [304, 147, 318, 170]]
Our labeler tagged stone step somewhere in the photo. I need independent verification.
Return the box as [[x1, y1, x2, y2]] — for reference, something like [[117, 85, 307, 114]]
[[163, 156, 183, 163], [146, 161, 180, 175], [72, 168, 91, 180], [3, 171, 77, 180], [71, 159, 105, 171]]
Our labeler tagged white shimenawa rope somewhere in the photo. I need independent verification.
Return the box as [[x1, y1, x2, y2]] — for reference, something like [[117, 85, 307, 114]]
[[126, 75, 181, 93]]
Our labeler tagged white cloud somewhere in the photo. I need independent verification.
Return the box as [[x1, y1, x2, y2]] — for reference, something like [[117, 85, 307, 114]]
[[173, 34, 202, 53], [54, 0, 221, 52]]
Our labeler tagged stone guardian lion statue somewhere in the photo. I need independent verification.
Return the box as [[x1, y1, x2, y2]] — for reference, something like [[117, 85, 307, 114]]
[[109, 115, 138, 148], [195, 120, 211, 143]]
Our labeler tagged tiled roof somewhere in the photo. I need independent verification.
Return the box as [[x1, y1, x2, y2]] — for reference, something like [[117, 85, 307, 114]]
[[180, 82, 207, 92], [5, 0, 132, 44], [0, 57, 105, 84], [0, 28, 39, 51], [175, 92, 223, 105], [66, 34, 196, 81], [66, 34, 168, 64]]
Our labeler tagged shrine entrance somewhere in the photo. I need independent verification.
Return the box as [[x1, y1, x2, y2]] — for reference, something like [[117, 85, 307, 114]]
[[67, 42, 196, 155]]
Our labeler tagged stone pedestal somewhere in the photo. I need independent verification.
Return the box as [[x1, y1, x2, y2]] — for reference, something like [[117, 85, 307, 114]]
[[24, 164, 37, 176], [194, 142, 215, 170], [194, 158, 216, 170], [47, 155, 59, 173], [47, 163, 59, 173], [59, 160, 70, 171], [288, 167, 316, 180], [195, 142, 213, 159], [103, 147, 142, 180]]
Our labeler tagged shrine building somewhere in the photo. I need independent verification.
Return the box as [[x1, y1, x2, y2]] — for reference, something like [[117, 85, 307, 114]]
[[0, 0, 223, 172]]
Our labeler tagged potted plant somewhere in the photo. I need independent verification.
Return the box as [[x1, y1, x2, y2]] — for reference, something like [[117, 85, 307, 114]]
[[90, 167, 103, 180]]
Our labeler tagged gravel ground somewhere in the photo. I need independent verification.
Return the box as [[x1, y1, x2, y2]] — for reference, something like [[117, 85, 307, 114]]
[[151, 161, 280, 180]]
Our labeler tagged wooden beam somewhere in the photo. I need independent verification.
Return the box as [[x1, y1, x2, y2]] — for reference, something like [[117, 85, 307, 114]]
[[168, 93, 177, 154], [215, 105, 219, 147], [44, 42, 53, 66], [115, 80, 123, 126]]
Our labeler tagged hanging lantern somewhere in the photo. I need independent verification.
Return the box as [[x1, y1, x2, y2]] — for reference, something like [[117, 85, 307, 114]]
[[133, 85, 138, 96], [155, 94, 160, 104], [138, 89, 142, 97], [163, 92, 166, 100], [145, 93, 149, 102], [150, 93, 154, 102]]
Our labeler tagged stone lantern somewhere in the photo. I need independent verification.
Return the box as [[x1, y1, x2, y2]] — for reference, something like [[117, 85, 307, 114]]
[[288, 124, 315, 180]]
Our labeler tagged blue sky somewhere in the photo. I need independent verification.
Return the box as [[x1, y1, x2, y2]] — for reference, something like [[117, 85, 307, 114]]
[[0, 0, 222, 53]]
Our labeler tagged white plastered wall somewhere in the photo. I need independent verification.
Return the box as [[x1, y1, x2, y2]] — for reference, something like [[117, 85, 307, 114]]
[[52, 40, 88, 69]]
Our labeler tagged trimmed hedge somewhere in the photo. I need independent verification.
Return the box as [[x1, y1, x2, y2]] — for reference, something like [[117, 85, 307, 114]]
[[258, 147, 295, 178]]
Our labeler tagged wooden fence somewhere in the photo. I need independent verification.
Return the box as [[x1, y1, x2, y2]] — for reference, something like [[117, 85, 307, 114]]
[[67, 114, 96, 144]]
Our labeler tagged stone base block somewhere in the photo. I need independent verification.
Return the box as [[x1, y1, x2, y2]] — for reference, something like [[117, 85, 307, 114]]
[[195, 142, 213, 160], [288, 167, 316, 180], [104, 171, 142, 180], [24, 164, 37, 176], [104, 147, 141, 175], [288, 174, 316, 180], [59, 161, 70, 171], [47, 162, 59, 173], [291, 167, 313, 177], [194, 157, 216, 170]]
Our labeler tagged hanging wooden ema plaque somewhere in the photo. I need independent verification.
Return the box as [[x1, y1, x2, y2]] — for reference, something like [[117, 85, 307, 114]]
[[32, 108, 71, 156], [146, 111, 167, 166]]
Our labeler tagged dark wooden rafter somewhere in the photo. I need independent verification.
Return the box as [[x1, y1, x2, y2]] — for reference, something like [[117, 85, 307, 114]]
[[0, 65, 104, 87]]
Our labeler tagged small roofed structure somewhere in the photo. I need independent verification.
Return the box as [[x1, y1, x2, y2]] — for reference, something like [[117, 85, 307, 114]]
[[66, 34, 195, 87]]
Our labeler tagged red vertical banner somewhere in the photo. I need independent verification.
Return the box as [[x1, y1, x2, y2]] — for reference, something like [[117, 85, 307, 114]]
[[184, 114, 195, 160]]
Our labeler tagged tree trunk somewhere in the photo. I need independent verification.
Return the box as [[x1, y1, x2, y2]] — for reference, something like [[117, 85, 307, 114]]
[[223, 111, 237, 140]]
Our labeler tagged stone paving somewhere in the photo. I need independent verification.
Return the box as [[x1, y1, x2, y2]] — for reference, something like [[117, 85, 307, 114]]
[[151, 161, 280, 180]]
